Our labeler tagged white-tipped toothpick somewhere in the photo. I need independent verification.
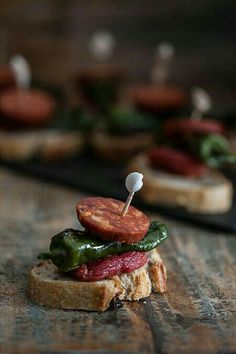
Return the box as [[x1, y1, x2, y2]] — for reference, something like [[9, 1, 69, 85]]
[[121, 172, 144, 217], [89, 31, 115, 62], [151, 42, 175, 84], [9, 54, 31, 90], [191, 87, 211, 121]]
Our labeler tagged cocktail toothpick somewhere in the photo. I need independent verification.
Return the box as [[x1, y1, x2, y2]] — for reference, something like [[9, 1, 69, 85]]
[[121, 172, 144, 217], [9, 54, 31, 90], [151, 42, 175, 84], [89, 31, 115, 62], [191, 87, 211, 121]]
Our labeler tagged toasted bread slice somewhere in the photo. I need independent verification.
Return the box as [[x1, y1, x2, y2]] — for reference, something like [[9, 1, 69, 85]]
[[28, 249, 167, 311], [128, 154, 233, 214], [0, 129, 84, 161], [91, 130, 154, 162]]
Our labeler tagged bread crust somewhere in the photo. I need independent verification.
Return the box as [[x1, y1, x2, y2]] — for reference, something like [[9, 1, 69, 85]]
[[128, 154, 233, 214], [28, 249, 167, 311], [91, 130, 154, 162], [0, 129, 84, 161]]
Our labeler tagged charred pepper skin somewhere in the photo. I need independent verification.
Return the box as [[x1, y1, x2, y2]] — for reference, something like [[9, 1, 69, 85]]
[[43, 221, 167, 272]]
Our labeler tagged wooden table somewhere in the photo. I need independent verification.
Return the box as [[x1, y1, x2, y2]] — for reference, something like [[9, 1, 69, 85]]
[[0, 167, 236, 354]]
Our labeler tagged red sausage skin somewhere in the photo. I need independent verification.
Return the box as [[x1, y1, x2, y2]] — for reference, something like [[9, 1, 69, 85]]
[[77, 197, 150, 244], [0, 89, 55, 128], [149, 147, 208, 177], [73, 251, 148, 281], [164, 119, 225, 137]]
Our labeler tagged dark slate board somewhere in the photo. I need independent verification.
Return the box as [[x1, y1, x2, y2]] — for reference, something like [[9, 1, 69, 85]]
[[2, 154, 236, 233]]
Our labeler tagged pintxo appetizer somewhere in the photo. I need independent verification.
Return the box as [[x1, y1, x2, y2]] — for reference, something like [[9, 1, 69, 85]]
[[0, 55, 85, 161], [91, 105, 159, 162], [131, 43, 187, 115], [29, 173, 168, 311], [163, 88, 236, 168], [76, 31, 124, 112], [129, 89, 235, 214], [0, 55, 55, 129]]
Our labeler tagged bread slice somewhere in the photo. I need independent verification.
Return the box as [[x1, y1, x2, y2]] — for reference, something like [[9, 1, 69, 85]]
[[128, 154, 233, 214], [28, 249, 167, 311], [91, 130, 154, 162], [0, 129, 84, 161]]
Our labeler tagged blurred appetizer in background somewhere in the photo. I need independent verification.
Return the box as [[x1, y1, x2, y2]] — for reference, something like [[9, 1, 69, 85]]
[[130, 42, 188, 116], [129, 88, 235, 214], [0, 55, 94, 162], [163, 88, 235, 167], [0, 55, 56, 129], [0, 104, 96, 161], [76, 31, 124, 112], [29, 173, 168, 311], [91, 104, 159, 162]]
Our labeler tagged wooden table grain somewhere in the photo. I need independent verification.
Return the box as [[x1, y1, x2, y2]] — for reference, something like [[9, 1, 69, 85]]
[[0, 167, 236, 354]]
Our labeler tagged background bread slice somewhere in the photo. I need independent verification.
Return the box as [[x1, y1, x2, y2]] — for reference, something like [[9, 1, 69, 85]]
[[91, 130, 154, 162], [0, 129, 84, 161], [28, 249, 167, 312], [128, 154, 233, 214]]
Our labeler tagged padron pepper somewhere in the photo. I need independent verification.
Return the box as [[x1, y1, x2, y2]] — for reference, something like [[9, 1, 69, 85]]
[[106, 106, 160, 136], [52, 106, 95, 132], [189, 134, 236, 168], [38, 221, 167, 272]]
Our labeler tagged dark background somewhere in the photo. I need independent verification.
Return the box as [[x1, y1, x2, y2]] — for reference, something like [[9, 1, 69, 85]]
[[0, 0, 235, 102]]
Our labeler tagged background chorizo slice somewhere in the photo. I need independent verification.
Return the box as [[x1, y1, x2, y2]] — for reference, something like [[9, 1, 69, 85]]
[[77, 197, 150, 243], [0, 89, 56, 128], [164, 118, 225, 137], [149, 147, 208, 177], [132, 85, 187, 112]]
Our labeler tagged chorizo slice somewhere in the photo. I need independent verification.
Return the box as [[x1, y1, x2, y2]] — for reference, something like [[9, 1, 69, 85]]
[[0, 89, 55, 128], [73, 251, 148, 281], [164, 118, 225, 137], [149, 147, 208, 177], [132, 85, 187, 112], [77, 197, 150, 243]]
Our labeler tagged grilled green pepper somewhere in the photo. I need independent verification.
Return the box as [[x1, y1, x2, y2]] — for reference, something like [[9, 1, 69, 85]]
[[190, 134, 236, 168], [106, 106, 159, 135], [52, 106, 95, 132], [39, 221, 167, 272]]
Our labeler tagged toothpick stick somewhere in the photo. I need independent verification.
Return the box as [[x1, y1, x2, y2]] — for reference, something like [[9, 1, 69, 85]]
[[121, 192, 134, 217], [151, 42, 175, 85], [9, 54, 31, 90], [191, 87, 211, 121], [121, 172, 144, 217]]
